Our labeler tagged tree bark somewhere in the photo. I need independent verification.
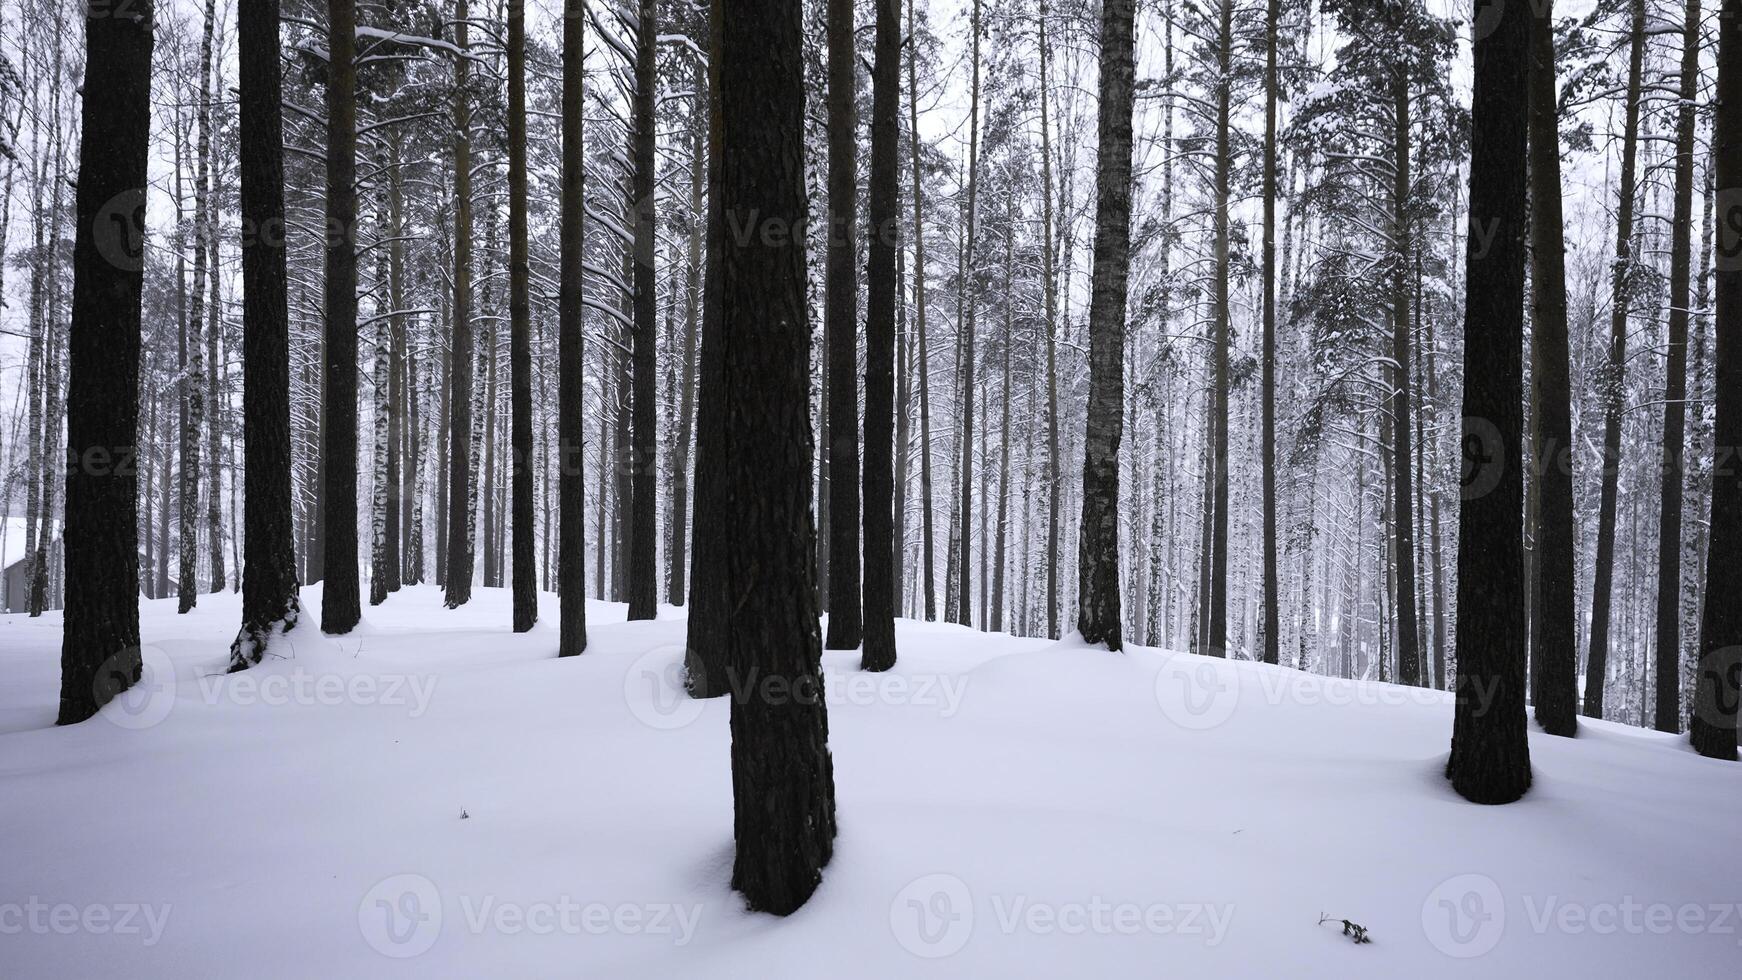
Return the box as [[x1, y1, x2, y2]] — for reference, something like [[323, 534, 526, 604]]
[[1690, 0, 1742, 759], [907, 0, 937, 622], [556, 0, 589, 656], [1075, 0, 1134, 651], [627, 0, 659, 622], [1526, 1, 1577, 734], [508, 0, 538, 631], [1652, 0, 1701, 732], [443, 0, 476, 609], [861, 0, 901, 671], [824, 0, 863, 647], [722, 0, 837, 912], [1260, 0, 1280, 664], [1205, 0, 1234, 657], [320, 0, 361, 634], [1446, 0, 1532, 803], [57, 0, 152, 725]]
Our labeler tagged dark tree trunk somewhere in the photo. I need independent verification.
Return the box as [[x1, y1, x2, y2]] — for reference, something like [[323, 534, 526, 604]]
[[862, 0, 901, 671], [557, 0, 588, 656], [1690, 0, 1742, 760], [230, 0, 302, 669], [1075, 0, 1133, 651], [320, 0, 361, 634], [508, 0, 537, 632], [1584, 0, 1645, 718], [824, 0, 862, 648], [444, 0, 476, 609], [384, 149, 405, 594], [1039, 2, 1061, 639], [684, 0, 727, 694], [1389, 71, 1421, 686], [58, 0, 152, 725], [1259, 0, 1280, 664], [1652, 0, 1701, 732], [1446, 0, 1532, 804], [1526, 0, 1577, 736], [627, 0, 659, 622], [722, 0, 838, 913], [1205, 0, 1233, 657], [956, 0, 981, 631]]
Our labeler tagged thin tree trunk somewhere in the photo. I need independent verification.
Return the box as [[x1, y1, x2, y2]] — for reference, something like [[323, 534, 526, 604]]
[[907, 0, 937, 622], [1388, 70, 1421, 686], [557, 0, 588, 656], [824, 0, 862, 647], [1076, 0, 1134, 650], [1206, 0, 1234, 657], [861, 0, 901, 671], [1689, 0, 1741, 759], [668, 64, 705, 607], [444, 0, 476, 609], [1651, 0, 1701, 732], [1259, 0, 1280, 664], [321, 0, 361, 633], [956, 0, 981, 630], [1584, 0, 1646, 718], [627, 0, 658, 621], [509, 0, 537, 631], [178, 0, 216, 614]]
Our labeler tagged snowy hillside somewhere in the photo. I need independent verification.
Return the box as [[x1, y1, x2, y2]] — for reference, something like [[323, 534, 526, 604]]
[[1, 587, 1738, 978]]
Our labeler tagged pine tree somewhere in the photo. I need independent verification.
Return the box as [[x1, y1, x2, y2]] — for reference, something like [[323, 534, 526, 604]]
[[1076, 0, 1135, 651], [57, 0, 153, 724], [1689, 0, 1741, 760], [1526, 0, 1578, 736], [319, 0, 361, 634], [824, 0, 863, 648], [508, 0, 537, 632], [627, 0, 659, 622], [557, 0, 589, 657], [1446, 0, 1532, 804], [722, 0, 837, 913], [862, 0, 902, 672], [444, 0, 476, 610]]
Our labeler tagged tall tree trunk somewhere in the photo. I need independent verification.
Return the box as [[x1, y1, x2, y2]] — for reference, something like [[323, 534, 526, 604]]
[[231, 0, 300, 668], [1388, 70, 1421, 686], [684, 0, 727, 693], [58, 0, 152, 724], [908, 0, 937, 622], [627, 0, 659, 621], [444, 0, 476, 609], [557, 0, 589, 656], [1583, 0, 1646, 718], [1039, 1, 1061, 640], [1446, 0, 1532, 803], [991, 217, 1013, 633], [956, 0, 981, 630], [178, 0, 216, 614], [1652, 0, 1701, 732], [508, 0, 538, 631], [385, 148, 406, 592], [1205, 0, 1234, 657], [824, 0, 863, 647], [205, 146, 225, 594], [1690, 0, 1742, 759], [1076, 0, 1134, 650], [321, 0, 361, 633], [723, 0, 838, 912], [1527, 3, 1578, 734], [1259, 0, 1280, 664], [861, 0, 901, 671]]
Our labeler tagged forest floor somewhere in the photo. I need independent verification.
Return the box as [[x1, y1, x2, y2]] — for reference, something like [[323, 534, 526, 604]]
[[1, 585, 1738, 977]]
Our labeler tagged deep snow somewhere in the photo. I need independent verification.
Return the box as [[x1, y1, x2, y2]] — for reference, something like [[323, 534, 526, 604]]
[[1, 585, 1738, 978]]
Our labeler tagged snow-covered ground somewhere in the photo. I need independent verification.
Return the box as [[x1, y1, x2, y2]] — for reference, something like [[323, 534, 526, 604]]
[[1, 585, 1738, 978]]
